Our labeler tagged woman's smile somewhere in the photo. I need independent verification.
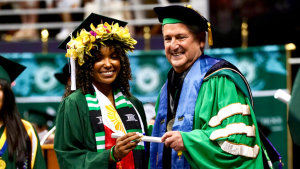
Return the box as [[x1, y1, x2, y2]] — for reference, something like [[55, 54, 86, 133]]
[[92, 46, 121, 86], [100, 70, 116, 77]]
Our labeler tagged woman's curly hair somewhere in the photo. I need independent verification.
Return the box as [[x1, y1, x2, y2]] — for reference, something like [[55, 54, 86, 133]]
[[63, 40, 132, 98]]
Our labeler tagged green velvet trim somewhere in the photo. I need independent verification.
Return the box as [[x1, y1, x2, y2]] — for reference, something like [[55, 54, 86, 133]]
[[204, 69, 251, 103], [162, 18, 184, 25]]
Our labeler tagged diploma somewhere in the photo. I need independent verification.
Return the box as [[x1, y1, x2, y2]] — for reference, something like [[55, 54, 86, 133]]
[[111, 133, 162, 143]]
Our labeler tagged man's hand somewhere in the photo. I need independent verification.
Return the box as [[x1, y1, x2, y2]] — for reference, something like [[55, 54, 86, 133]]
[[161, 131, 187, 151]]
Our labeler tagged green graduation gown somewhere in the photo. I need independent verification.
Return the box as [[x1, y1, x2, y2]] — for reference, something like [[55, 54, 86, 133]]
[[54, 89, 149, 169], [0, 123, 46, 169]]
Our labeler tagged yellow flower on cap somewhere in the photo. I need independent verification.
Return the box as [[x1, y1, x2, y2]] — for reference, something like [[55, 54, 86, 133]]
[[66, 49, 77, 59], [77, 50, 85, 66], [104, 22, 112, 33], [74, 38, 85, 51], [65, 20, 137, 66], [91, 24, 104, 38], [121, 27, 130, 39], [111, 23, 120, 34], [80, 29, 91, 44]]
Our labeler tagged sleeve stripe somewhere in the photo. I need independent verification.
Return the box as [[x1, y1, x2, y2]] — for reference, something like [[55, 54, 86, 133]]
[[210, 123, 256, 140], [218, 140, 260, 158], [209, 103, 250, 127]]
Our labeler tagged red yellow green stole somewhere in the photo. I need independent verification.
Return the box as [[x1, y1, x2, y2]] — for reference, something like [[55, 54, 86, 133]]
[[86, 85, 146, 169]]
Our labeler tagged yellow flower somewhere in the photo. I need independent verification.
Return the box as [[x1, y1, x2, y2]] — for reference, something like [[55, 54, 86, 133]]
[[121, 27, 130, 39], [131, 39, 137, 45], [111, 23, 120, 34], [77, 50, 85, 66], [104, 22, 112, 33], [66, 21, 137, 66], [91, 23, 103, 37], [65, 49, 70, 57], [80, 29, 93, 44], [90, 23, 96, 31], [90, 36, 96, 42], [85, 42, 94, 57], [96, 24, 106, 32], [87, 42, 93, 51], [75, 38, 85, 50], [66, 49, 76, 58], [67, 39, 77, 49]]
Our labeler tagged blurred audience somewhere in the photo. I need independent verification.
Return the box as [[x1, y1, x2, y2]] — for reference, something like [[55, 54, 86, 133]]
[[46, 0, 82, 40], [12, 0, 40, 41], [84, 0, 137, 35]]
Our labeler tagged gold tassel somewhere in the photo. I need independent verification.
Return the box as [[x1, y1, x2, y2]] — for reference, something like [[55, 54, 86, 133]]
[[207, 22, 213, 46]]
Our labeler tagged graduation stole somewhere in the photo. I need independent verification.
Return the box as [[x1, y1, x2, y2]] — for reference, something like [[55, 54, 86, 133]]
[[86, 84, 146, 169], [0, 128, 8, 169], [150, 55, 221, 169], [0, 120, 38, 169]]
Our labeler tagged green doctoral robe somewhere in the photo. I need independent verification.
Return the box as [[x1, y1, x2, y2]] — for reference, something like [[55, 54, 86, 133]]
[[54, 89, 149, 169], [153, 69, 264, 169], [180, 70, 264, 169], [0, 123, 46, 169]]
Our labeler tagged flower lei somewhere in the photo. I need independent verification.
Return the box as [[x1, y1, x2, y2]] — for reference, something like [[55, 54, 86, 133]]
[[65, 22, 137, 66]]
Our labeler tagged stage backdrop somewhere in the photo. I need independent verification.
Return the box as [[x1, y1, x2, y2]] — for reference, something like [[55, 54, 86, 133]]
[[0, 45, 288, 168]]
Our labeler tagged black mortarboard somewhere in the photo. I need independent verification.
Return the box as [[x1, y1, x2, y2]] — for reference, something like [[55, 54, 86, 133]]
[[154, 5, 209, 31], [54, 63, 71, 85], [154, 5, 213, 45], [0, 55, 26, 83], [57, 13, 128, 50]]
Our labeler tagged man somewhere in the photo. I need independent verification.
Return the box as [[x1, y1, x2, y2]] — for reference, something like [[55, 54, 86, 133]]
[[150, 5, 278, 169]]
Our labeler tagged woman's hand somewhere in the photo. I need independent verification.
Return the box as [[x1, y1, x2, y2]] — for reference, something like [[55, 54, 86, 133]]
[[110, 132, 142, 162]]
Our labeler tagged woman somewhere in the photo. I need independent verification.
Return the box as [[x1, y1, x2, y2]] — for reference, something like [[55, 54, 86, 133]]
[[0, 55, 46, 169], [54, 13, 149, 169]]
